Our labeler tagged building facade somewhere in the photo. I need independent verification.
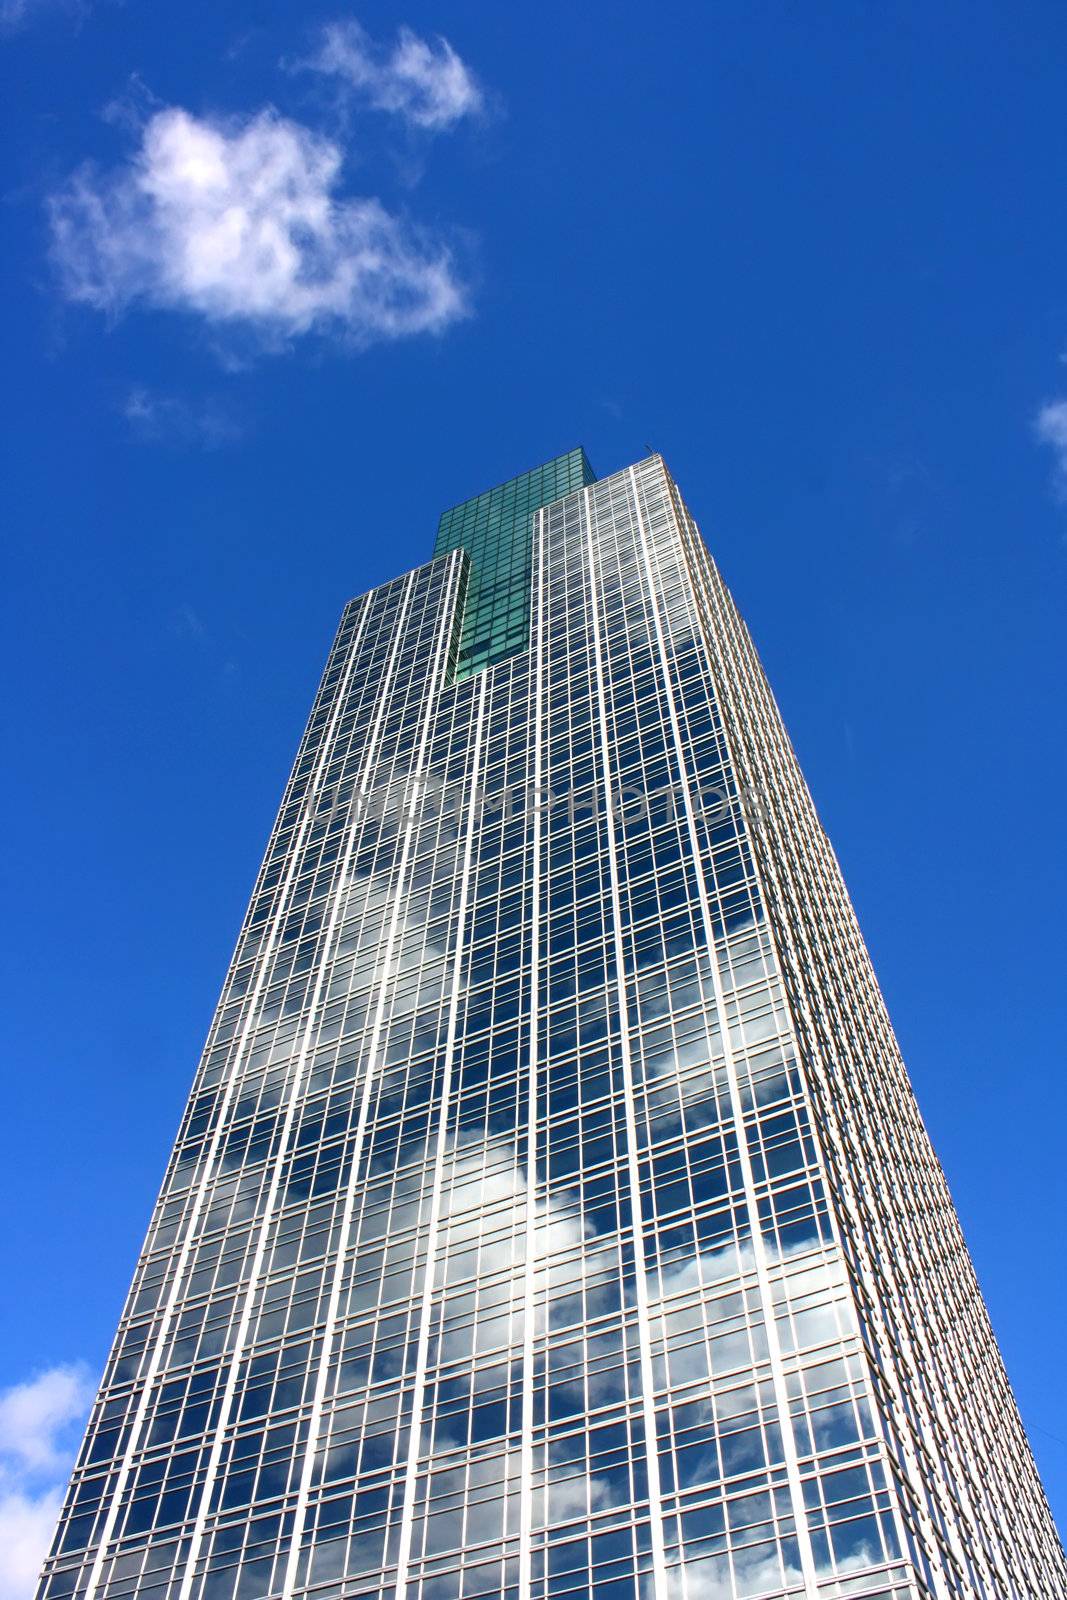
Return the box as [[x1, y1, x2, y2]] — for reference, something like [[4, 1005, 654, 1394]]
[[38, 452, 1065, 1600]]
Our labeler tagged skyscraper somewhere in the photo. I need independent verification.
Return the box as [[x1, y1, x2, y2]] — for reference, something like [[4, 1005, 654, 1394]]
[[39, 451, 1065, 1600]]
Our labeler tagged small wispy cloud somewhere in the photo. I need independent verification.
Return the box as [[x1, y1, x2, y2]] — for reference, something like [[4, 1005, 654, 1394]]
[[0, 1364, 93, 1600], [0, 0, 88, 32], [298, 18, 483, 132], [48, 105, 468, 348], [123, 386, 243, 449], [1, 0, 37, 24], [171, 602, 206, 638], [1035, 398, 1067, 501]]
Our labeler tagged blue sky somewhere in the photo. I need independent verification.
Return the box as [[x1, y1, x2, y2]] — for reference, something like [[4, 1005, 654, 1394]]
[[2, 0, 1067, 1588]]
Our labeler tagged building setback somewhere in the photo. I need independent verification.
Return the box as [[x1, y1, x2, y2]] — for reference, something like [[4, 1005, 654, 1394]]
[[38, 452, 1066, 1600]]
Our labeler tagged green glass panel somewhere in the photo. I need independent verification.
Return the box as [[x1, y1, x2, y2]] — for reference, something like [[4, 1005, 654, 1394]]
[[433, 446, 597, 681]]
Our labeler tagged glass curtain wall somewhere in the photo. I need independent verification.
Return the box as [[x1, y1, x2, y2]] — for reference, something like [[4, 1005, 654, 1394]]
[[37, 455, 1066, 1600]]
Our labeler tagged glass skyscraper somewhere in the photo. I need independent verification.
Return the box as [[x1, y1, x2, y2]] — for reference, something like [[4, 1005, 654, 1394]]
[[39, 451, 1065, 1600]]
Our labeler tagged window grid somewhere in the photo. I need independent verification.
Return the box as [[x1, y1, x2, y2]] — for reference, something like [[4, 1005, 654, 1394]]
[[39, 457, 1066, 1600]]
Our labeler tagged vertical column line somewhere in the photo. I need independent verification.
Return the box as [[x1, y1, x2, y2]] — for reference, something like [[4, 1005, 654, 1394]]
[[177, 569, 430, 1600], [677, 500, 968, 1599], [79, 589, 378, 1600], [280, 555, 466, 1600], [581, 487, 670, 1600], [518, 508, 548, 1600], [628, 464, 821, 1596], [670, 493, 951, 1597], [392, 666, 490, 1600]]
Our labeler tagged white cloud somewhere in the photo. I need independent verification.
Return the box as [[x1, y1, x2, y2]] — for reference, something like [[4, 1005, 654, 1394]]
[[301, 19, 482, 132], [0, 1365, 93, 1600], [1035, 399, 1067, 500], [657, 1546, 803, 1600], [0, 1489, 65, 1600], [0, 1368, 91, 1476], [49, 106, 467, 346], [123, 387, 243, 448]]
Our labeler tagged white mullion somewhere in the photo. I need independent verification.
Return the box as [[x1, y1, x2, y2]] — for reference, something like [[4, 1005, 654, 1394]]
[[669, 489, 955, 1597], [694, 518, 964, 1599], [279, 553, 465, 1600], [392, 666, 490, 1600], [79, 590, 377, 1600], [628, 463, 821, 1596], [518, 507, 547, 1600], [176, 572, 424, 1600], [581, 486, 669, 1600]]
